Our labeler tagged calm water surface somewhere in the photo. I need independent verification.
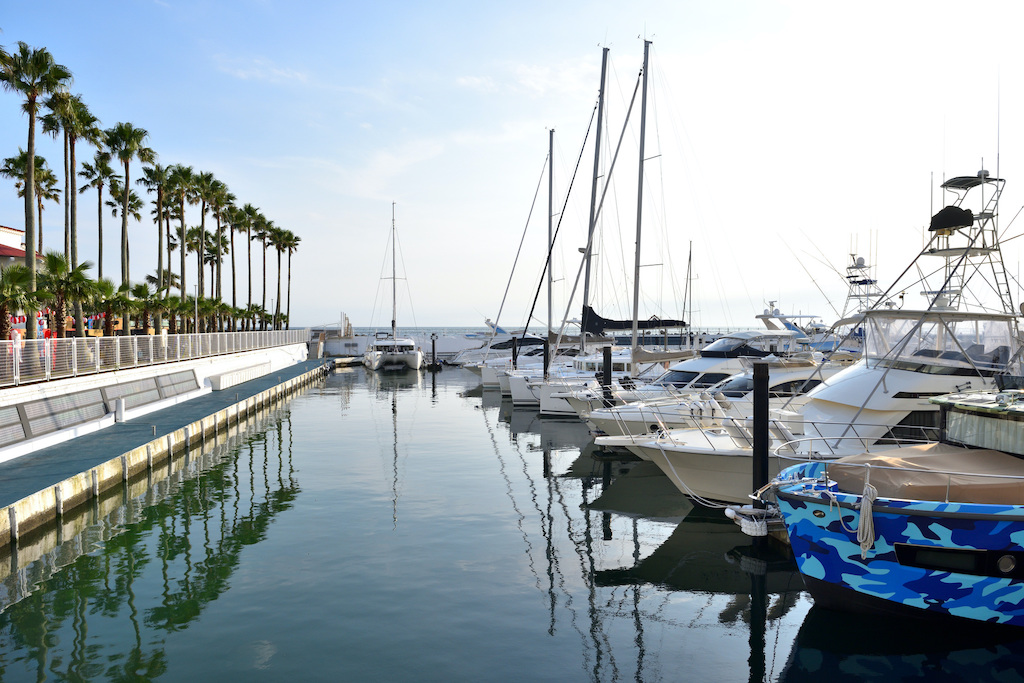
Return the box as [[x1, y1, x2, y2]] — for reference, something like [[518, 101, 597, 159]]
[[1, 366, 1024, 681]]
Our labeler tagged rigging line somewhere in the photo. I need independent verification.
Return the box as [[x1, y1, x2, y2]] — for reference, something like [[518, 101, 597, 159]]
[[779, 236, 841, 319], [487, 150, 551, 345], [549, 71, 645, 350], [519, 99, 600, 340]]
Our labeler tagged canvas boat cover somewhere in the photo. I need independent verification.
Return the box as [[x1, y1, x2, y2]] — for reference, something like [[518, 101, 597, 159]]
[[828, 442, 1024, 505]]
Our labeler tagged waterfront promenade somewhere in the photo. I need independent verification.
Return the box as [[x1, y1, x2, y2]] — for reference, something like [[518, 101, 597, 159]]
[[0, 357, 331, 511]]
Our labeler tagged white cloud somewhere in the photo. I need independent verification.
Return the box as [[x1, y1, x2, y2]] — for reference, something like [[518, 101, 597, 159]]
[[214, 55, 309, 84]]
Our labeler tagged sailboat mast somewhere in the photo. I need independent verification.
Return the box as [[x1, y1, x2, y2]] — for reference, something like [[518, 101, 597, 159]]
[[547, 128, 554, 373], [391, 201, 397, 339], [630, 40, 651, 353], [582, 46, 609, 352]]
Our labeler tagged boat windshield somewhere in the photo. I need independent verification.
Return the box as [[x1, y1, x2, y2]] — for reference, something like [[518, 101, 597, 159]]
[[714, 374, 823, 398], [653, 370, 733, 388], [863, 312, 1017, 375], [700, 333, 800, 358]]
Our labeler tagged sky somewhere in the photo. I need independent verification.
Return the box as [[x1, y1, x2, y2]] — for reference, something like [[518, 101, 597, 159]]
[[3, 1, 1024, 330]]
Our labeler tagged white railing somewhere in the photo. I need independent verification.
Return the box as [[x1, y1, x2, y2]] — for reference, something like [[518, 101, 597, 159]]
[[0, 330, 309, 387]]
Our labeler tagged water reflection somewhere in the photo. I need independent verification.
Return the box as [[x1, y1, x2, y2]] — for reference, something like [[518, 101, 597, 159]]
[[0, 404, 298, 681], [478, 381, 1024, 681], [781, 606, 1024, 682], [480, 385, 804, 682]]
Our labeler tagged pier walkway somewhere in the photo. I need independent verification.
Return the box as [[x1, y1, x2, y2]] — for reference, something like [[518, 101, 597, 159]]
[[0, 358, 331, 510]]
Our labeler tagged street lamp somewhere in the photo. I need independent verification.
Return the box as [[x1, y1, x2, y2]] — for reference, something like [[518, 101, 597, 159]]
[[194, 285, 198, 333]]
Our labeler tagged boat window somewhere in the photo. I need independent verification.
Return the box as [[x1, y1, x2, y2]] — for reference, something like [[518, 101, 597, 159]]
[[769, 379, 822, 397], [698, 373, 734, 387], [612, 363, 625, 372], [715, 375, 754, 398], [655, 370, 699, 387]]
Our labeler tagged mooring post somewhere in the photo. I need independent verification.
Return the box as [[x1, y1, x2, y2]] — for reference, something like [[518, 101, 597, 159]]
[[543, 339, 550, 380], [602, 346, 613, 407], [511, 337, 518, 370], [752, 361, 769, 510]]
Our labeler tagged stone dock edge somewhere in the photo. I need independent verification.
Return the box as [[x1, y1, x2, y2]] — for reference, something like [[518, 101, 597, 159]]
[[0, 361, 333, 548]]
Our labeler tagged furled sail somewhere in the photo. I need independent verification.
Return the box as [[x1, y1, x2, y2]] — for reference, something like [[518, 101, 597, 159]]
[[580, 305, 686, 336]]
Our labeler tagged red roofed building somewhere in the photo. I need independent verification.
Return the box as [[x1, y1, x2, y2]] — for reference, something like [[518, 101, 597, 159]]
[[0, 224, 29, 270]]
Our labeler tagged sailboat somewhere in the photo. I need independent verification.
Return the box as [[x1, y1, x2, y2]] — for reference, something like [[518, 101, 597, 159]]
[[363, 204, 424, 372]]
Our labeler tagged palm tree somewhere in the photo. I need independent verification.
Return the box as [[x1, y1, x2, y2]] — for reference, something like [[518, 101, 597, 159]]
[[104, 122, 155, 294], [166, 164, 196, 298], [40, 91, 71, 259], [252, 215, 272, 330], [185, 225, 205, 300], [0, 41, 72, 339], [242, 203, 259, 311], [208, 180, 234, 302], [1, 150, 60, 255], [138, 163, 169, 330], [223, 204, 244, 310], [282, 230, 300, 330], [193, 171, 215, 299], [205, 228, 229, 303], [78, 149, 117, 280], [37, 251, 94, 338], [42, 94, 101, 337], [129, 282, 156, 333], [164, 294, 182, 334], [268, 225, 287, 330], [0, 264, 37, 342]]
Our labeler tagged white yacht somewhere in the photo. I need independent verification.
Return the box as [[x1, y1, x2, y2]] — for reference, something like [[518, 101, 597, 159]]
[[363, 203, 424, 372], [606, 170, 1020, 504]]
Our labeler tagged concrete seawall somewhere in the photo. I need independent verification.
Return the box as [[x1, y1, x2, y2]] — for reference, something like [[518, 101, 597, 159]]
[[0, 360, 332, 548]]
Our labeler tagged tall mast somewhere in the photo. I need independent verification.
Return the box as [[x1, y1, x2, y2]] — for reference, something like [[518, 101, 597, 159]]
[[630, 40, 651, 353], [547, 128, 554, 346], [391, 201, 397, 339], [581, 46, 609, 352]]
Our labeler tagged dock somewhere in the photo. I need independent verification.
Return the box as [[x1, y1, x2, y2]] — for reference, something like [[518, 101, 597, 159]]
[[0, 356, 333, 547]]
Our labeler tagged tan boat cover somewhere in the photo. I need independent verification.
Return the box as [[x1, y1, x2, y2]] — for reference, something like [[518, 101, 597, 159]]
[[631, 348, 697, 364], [828, 442, 1024, 505]]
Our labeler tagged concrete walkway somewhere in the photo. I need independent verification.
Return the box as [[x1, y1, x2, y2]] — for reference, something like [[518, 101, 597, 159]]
[[0, 359, 330, 509]]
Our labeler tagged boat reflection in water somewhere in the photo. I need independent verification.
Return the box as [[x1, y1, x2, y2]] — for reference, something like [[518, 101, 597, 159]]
[[0, 405, 299, 680], [485, 382, 808, 681], [781, 606, 1024, 682]]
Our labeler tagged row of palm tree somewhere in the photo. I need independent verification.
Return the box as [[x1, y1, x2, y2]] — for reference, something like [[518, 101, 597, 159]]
[[0, 251, 284, 341], [0, 37, 301, 338]]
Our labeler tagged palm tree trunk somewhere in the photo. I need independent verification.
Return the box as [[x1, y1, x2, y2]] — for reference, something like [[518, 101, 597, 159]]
[[70, 137, 85, 337], [97, 183, 103, 280], [275, 248, 282, 330], [261, 240, 267, 330], [25, 105, 37, 340], [230, 227, 237, 310], [215, 217, 222, 301], [246, 227, 252, 310], [63, 131, 70, 261], [154, 189, 163, 332], [286, 249, 292, 330], [120, 162, 130, 286], [179, 199, 187, 298]]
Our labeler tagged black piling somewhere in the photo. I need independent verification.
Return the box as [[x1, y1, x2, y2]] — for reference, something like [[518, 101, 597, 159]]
[[752, 360, 769, 510]]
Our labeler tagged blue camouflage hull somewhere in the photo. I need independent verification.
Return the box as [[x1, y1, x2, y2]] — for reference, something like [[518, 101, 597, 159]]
[[776, 464, 1024, 628]]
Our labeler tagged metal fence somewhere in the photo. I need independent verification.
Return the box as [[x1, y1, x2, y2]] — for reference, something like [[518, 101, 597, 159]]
[[0, 330, 309, 388]]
